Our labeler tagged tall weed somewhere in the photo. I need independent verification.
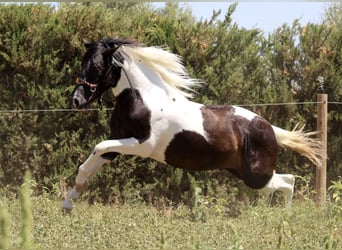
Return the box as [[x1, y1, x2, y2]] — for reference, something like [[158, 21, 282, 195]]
[[0, 201, 9, 249], [19, 171, 34, 249]]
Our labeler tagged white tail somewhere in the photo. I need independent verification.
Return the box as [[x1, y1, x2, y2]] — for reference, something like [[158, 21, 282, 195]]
[[272, 125, 325, 166]]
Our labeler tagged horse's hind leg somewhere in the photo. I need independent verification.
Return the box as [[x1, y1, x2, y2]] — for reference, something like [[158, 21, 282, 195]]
[[242, 116, 295, 207], [259, 172, 295, 208]]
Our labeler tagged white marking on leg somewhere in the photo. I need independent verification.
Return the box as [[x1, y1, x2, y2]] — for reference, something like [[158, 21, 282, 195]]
[[75, 155, 109, 189], [94, 138, 154, 157], [259, 172, 295, 208], [62, 187, 80, 212], [62, 137, 155, 212]]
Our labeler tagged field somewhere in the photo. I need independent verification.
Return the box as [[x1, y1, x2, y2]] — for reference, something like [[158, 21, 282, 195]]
[[1, 192, 341, 249]]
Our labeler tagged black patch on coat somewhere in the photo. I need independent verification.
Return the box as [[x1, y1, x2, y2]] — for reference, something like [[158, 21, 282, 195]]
[[110, 89, 151, 143], [164, 105, 277, 189], [165, 105, 243, 171], [100, 89, 151, 160]]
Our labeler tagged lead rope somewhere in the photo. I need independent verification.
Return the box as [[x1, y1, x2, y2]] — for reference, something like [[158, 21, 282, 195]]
[[112, 57, 137, 99]]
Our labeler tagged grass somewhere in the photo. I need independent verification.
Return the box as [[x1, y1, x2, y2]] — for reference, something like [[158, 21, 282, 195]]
[[1, 192, 341, 249]]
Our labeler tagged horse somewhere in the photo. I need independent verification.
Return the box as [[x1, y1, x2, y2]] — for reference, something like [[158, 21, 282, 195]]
[[62, 38, 323, 212]]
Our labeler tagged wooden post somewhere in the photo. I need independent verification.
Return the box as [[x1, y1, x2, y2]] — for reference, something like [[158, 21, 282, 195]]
[[315, 88, 328, 206]]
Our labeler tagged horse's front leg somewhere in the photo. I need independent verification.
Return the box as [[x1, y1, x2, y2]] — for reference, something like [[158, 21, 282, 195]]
[[62, 153, 109, 212], [62, 137, 152, 212]]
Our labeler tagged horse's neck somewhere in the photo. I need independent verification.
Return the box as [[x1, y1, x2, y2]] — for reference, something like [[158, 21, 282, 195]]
[[112, 60, 188, 103]]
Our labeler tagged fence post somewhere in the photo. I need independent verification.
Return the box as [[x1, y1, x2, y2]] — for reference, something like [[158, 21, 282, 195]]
[[315, 77, 328, 206]]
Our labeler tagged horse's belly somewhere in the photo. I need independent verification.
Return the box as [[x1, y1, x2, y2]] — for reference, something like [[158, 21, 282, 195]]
[[164, 130, 241, 171]]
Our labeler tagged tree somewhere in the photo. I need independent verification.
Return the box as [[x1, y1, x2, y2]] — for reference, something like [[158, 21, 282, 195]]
[[321, 3, 342, 180]]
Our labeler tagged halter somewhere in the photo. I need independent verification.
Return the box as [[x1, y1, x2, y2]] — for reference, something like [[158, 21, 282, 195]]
[[75, 78, 98, 92], [75, 54, 137, 103]]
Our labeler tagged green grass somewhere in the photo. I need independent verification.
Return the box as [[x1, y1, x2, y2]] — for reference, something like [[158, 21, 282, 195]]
[[1, 193, 341, 249]]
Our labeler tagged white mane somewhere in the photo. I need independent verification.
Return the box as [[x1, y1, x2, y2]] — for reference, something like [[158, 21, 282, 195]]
[[119, 45, 201, 98]]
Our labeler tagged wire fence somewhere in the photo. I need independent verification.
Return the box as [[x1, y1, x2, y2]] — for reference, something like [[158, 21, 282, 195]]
[[0, 101, 340, 114]]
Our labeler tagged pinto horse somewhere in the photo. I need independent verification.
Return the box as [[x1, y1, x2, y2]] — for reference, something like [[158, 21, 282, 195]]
[[62, 39, 323, 211]]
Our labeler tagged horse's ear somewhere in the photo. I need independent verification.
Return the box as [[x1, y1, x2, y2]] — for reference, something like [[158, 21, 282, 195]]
[[106, 40, 117, 49], [103, 46, 120, 58], [104, 45, 120, 56], [83, 39, 92, 49]]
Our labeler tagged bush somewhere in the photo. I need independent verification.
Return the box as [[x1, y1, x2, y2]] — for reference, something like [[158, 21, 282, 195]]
[[0, 2, 340, 206]]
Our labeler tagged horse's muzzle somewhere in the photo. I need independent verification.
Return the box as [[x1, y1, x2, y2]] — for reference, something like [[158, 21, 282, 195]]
[[70, 85, 88, 109]]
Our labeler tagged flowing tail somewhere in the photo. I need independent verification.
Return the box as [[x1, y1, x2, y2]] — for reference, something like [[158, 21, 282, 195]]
[[272, 125, 326, 166]]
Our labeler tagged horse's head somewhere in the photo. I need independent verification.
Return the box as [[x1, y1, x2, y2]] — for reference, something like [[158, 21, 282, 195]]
[[70, 39, 136, 109]]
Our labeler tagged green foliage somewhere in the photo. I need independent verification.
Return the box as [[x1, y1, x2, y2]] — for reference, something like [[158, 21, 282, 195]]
[[0, 2, 340, 207], [328, 176, 342, 216], [329, 177, 342, 204], [323, 3, 342, 182]]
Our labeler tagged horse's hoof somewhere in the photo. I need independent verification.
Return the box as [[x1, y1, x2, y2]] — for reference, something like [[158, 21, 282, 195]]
[[62, 200, 73, 214]]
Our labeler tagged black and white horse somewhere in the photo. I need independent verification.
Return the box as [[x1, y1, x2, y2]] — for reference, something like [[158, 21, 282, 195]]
[[62, 39, 323, 211]]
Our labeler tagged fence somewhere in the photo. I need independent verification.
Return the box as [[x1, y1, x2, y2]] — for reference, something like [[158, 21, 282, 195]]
[[0, 101, 340, 113], [0, 99, 341, 206]]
